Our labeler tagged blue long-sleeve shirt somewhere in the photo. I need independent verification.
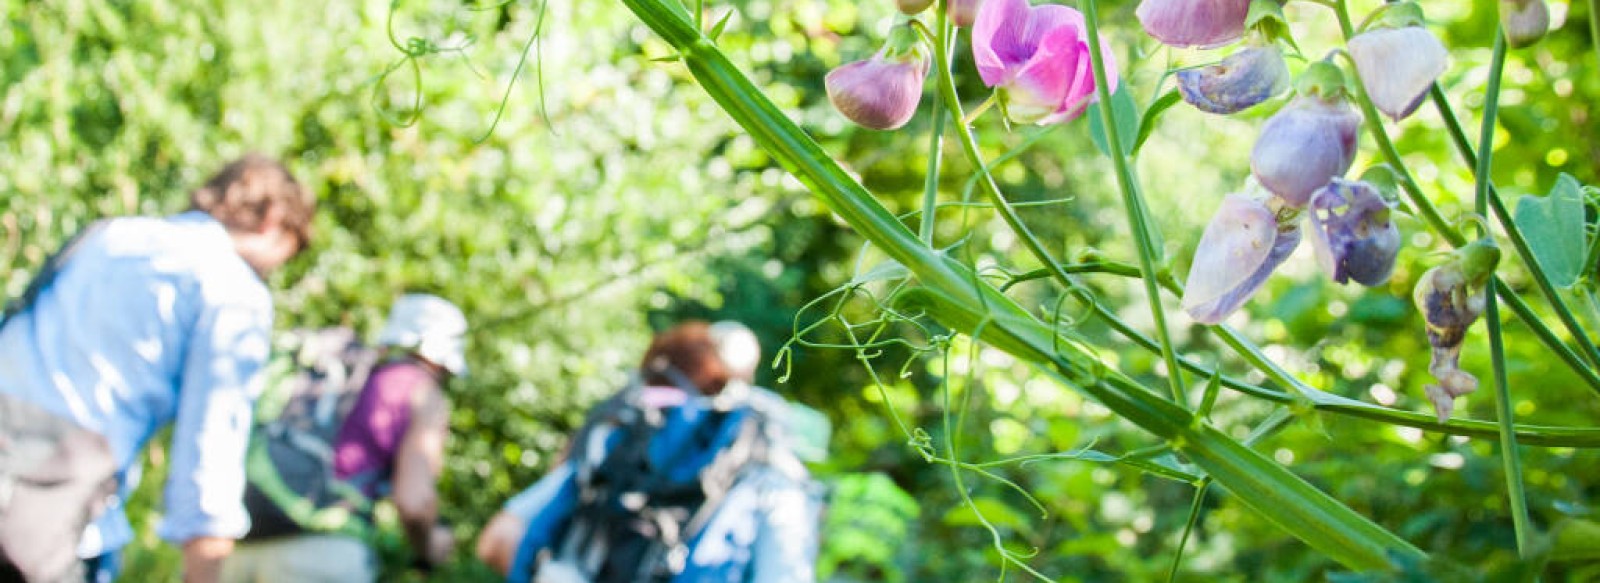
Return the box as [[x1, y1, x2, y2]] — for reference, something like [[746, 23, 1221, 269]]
[[0, 211, 272, 553]]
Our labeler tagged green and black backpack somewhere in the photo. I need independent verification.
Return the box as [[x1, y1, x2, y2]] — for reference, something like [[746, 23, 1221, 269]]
[[240, 327, 383, 540]]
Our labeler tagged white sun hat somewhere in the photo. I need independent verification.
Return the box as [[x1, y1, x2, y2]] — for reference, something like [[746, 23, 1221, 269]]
[[709, 320, 761, 382], [377, 293, 468, 376]]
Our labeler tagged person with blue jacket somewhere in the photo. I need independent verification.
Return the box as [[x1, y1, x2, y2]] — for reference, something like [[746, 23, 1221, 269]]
[[476, 321, 822, 583], [0, 154, 315, 582]]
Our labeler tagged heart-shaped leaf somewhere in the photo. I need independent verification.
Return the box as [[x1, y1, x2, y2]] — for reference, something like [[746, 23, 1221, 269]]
[[1514, 173, 1588, 289]]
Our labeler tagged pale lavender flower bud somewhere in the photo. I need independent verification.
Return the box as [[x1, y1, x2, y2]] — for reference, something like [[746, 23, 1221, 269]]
[[949, 0, 983, 28], [1501, 0, 1550, 49], [897, 0, 934, 15], [1308, 179, 1401, 286], [1176, 44, 1289, 115], [1250, 70, 1361, 207], [826, 27, 930, 131], [1412, 239, 1500, 421], [1182, 194, 1302, 324], [1348, 4, 1448, 121], [1135, 0, 1251, 49]]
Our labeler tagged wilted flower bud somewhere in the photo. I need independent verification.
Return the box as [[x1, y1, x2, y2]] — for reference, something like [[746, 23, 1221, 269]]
[[949, 0, 983, 28], [973, 0, 1116, 125], [1348, 3, 1449, 121], [1250, 62, 1361, 207], [826, 26, 930, 131], [1412, 239, 1501, 421], [897, 0, 934, 15], [1182, 194, 1302, 324], [1135, 0, 1250, 49], [1308, 179, 1401, 286], [1177, 44, 1289, 114], [1501, 0, 1550, 49]]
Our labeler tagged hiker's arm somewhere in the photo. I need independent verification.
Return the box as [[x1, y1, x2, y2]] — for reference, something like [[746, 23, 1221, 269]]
[[395, 384, 451, 566], [476, 510, 527, 575], [161, 300, 271, 549], [181, 537, 234, 583], [477, 455, 580, 576]]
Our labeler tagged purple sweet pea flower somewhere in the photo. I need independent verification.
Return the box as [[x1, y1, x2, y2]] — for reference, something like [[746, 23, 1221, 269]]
[[1182, 194, 1302, 324], [949, 0, 984, 28], [1135, 0, 1250, 49], [1176, 44, 1289, 114], [1412, 239, 1500, 421], [1348, 4, 1448, 121], [826, 26, 930, 131], [1308, 179, 1401, 286], [1250, 63, 1361, 207], [972, 0, 1117, 125]]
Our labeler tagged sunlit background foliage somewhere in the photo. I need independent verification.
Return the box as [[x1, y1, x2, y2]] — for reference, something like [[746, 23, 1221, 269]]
[[4, 0, 1600, 579]]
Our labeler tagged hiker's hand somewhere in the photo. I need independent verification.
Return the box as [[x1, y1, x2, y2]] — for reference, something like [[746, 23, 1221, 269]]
[[181, 536, 234, 583], [426, 523, 455, 567]]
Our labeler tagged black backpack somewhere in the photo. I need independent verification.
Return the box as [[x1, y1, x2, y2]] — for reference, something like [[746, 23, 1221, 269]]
[[240, 328, 384, 540], [537, 380, 779, 583]]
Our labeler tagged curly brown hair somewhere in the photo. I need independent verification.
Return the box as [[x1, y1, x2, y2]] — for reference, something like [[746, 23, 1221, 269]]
[[641, 321, 731, 396], [189, 154, 315, 251]]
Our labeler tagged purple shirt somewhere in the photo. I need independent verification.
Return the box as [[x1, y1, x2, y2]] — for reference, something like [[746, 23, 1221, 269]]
[[332, 359, 437, 496]]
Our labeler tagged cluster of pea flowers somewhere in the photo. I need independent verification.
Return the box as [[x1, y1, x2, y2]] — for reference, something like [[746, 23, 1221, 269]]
[[822, 1, 1538, 421], [825, 0, 1117, 131]]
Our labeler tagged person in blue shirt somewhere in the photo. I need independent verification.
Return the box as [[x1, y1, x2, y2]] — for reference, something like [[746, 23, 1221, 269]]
[[0, 154, 315, 582]]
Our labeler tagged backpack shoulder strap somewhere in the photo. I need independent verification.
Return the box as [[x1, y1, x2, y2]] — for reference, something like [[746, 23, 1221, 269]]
[[0, 220, 108, 330]]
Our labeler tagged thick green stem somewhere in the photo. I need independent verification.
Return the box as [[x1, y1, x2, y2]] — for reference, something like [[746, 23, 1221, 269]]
[[616, 0, 1424, 569], [1474, 33, 1533, 557], [1081, 0, 1188, 404]]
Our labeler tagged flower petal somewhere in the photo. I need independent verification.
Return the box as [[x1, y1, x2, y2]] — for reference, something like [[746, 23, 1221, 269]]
[[973, 0, 1040, 87], [1182, 194, 1297, 324], [1135, 0, 1250, 49], [1176, 45, 1289, 114], [1251, 96, 1361, 207], [1349, 27, 1449, 121]]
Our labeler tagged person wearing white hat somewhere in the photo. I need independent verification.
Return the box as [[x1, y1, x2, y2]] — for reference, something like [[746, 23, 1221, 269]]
[[222, 294, 466, 582]]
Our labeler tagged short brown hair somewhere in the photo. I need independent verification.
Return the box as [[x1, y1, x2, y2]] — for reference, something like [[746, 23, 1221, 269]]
[[641, 321, 731, 396], [189, 154, 315, 251]]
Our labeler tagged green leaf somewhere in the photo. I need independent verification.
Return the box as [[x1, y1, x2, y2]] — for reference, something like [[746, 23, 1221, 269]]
[[1088, 85, 1139, 158], [1132, 90, 1181, 155], [941, 496, 1034, 535], [1514, 173, 1588, 288], [1552, 518, 1600, 562], [707, 9, 734, 40]]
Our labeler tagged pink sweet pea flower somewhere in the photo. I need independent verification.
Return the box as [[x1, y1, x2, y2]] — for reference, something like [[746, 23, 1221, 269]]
[[972, 0, 1118, 125], [826, 26, 930, 131]]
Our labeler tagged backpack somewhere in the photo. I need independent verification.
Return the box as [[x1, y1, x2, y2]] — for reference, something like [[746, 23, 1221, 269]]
[[240, 327, 384, 540], [0, 221, 119, 581], [514, 376, 823, 583]]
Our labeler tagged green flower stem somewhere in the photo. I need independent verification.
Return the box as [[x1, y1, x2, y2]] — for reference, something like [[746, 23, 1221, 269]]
[[1081, 0, 1188, 405], [1011, 260, 1600, 446], [617, 0, 1424, 568], [1591, 0, 1600, 69], [920, 60, 946, 245], [1426, 85, 1600, 377], [1168, 480, 1211, 582], [1472, 32, 1533, 557], [1331, 0, 1600, 395]]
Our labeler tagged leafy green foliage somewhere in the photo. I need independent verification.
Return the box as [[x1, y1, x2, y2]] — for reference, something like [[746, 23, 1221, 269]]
[[7, 0, 1600, 580]]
